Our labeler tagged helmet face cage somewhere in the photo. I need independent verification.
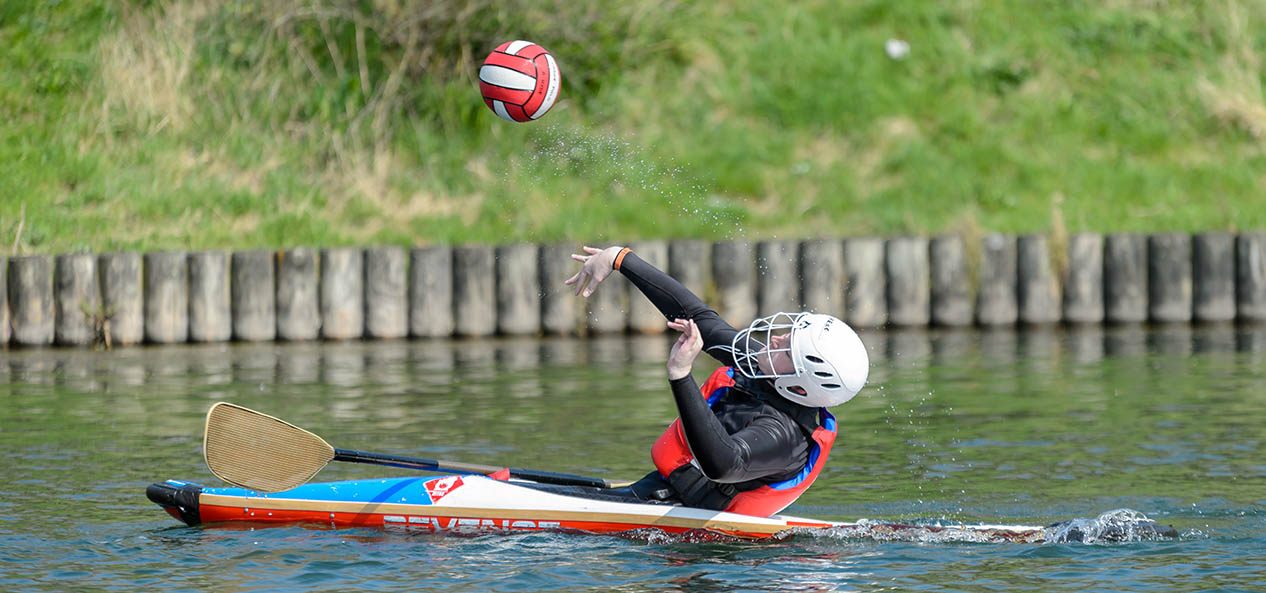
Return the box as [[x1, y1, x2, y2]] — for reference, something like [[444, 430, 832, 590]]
[[731, 312, 807, 380]]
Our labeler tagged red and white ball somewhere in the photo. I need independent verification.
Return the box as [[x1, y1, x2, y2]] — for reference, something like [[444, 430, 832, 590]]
[[478, 40, 560, 123]]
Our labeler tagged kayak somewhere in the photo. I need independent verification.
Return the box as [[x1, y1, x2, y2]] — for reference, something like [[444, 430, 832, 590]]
[[146, 474, 1175, 542]]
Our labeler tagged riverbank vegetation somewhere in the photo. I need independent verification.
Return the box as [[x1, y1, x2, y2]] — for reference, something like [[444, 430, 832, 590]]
[[2, 0, 1264, 253]]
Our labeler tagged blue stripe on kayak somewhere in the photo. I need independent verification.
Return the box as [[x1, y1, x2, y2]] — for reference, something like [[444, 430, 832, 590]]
[[202, 476, 437, 505], [370, 477, 424, 504]]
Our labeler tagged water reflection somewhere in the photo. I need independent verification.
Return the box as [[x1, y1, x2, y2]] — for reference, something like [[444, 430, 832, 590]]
[[930, 329, 973, 368], [323, 341, 368, 390], [1238, 328, 1266, 354], [277, 344, 322, 385], [1104, 325, 1148, 357], [888, 328, 932, 367], [365, 342, 409, 385], [3, 325, 1265, 593], [1149, 324, 1193, 357], [978, 330, 1019, 366], [588, 335, 630, 368], [1194, 325, 1237, 355], [453, 340, 496, 370], [4, 331, 1265, 452], [109, 349, 149, 387], [233, 343, 280, 385], [2, 327, 1265, 579], [6, 325, 1266, 398], [10, 356, 56, 385], [496, 337, 540, 371], [540, 338, 584, 367], [1065, 325, 1105, 364], [53, 351, 99, 394]]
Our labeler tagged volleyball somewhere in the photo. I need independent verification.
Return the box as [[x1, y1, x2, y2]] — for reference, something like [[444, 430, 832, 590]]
[[478, 40, 560, 123]]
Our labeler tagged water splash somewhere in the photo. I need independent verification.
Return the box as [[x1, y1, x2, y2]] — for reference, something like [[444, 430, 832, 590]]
[[1043, 508, 1179, 543], [812, 519, 1046, 544], [512, 125, 745, 237], [781, 509, 1179, 544]]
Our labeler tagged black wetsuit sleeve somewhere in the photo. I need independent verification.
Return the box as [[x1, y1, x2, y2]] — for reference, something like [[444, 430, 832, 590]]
[[617, 252, 740, 366], [669, 376, 808, 483]]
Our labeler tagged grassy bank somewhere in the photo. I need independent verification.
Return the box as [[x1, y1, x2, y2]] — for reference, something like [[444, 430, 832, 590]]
[[2, 0, 1264, 254]]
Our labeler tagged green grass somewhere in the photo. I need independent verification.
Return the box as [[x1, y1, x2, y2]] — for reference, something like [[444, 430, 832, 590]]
[[1, 0, 1264, 254]]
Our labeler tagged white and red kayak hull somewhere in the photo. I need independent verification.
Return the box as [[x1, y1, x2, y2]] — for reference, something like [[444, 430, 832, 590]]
[[147, 474, 1060, 542]]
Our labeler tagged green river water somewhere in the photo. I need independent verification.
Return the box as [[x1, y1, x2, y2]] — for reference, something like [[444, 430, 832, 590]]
[[1, 326, 1264, 591]]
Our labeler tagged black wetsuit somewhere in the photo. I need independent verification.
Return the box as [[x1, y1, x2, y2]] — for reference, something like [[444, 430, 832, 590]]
[[617, 252, 822, 509]]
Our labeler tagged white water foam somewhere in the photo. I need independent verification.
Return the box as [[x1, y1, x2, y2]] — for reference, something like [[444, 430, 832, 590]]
[[1041, 508, 1178, 544], [779, 509, 1177, 545], [809, 518, 1045, 544]]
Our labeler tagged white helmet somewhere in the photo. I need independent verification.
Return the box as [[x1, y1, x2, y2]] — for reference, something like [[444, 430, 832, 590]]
[[731, 312, 869, 408]]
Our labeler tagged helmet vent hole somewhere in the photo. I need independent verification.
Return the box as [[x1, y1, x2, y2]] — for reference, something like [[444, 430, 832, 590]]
[[805, 355, 825, 364], [814, 371, 834, 378], [821, 383, 841, 389]]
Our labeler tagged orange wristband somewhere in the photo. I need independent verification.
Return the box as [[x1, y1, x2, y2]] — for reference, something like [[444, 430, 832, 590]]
[[613, 247, 633, 271]]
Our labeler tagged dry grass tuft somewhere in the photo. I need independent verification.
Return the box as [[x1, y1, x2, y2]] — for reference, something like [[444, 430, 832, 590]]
[[1197, 0, 1266, 140], [97, 1, 208, 137], [321, 149, 481, 240]]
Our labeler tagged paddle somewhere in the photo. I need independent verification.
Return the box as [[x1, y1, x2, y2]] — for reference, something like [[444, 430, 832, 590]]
[[203, 402, 631, 493]]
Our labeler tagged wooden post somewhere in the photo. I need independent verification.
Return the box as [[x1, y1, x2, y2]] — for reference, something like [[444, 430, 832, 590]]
[[712, 241, 756, 325], [9, 255, 55, 346], [144, 252, 188, 344], [976, 234, 1017, 326], [54, 254, 99, 346], [321, 247, 364, 340], [495, 243, 541, 335], [1236, 232, 1266, 323], [365, 246, 408, 339], [844, 237, 887, 328], [189, 251, 231, 343], [0, 256, 7, 346], [886, 237, 930, 326], [669, 240, 711, 302], [1018, 234, 1061, 324], [628, 241, 668, 333], [800, 239, 845, 318], [1104, 234, 1147, 323], [98, 253, 145, 345], [1148, 233, 1192, 323], [1063, 233, 1104, 324], [538, 243, 577, 336], [757, 240, 800, 315], [409, 246, 455, 338], [276, 248, 320, 341], [930, 235, 971, 326], [453, 245, 496, 337], [231, 250, 276, 341], [1193, 232, 1235, 323]]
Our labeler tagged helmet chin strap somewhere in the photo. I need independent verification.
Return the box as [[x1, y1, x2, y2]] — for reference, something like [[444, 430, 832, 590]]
[[732, 368, 806, 398], [734, 375, 784, 401], [732, 375, 822, 431]]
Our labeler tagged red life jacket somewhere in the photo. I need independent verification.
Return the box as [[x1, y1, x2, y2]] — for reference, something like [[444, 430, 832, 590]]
[[651, 366, 837, 517]]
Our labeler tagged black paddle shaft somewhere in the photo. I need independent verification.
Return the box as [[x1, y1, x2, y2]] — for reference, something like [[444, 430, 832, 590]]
[[332, 449, 620, 489]]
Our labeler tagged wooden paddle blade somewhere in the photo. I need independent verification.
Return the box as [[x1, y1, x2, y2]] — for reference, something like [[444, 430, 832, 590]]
[[203, 402, 335, 493]]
